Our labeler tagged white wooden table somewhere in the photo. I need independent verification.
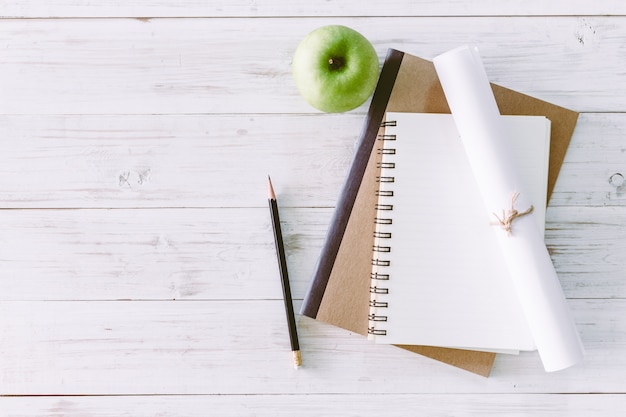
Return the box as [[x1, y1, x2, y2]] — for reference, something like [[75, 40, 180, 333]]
[[1, 2, 625, 415]]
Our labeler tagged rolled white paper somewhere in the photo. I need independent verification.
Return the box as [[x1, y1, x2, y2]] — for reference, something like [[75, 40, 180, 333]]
[[433, 45, 584, 372]]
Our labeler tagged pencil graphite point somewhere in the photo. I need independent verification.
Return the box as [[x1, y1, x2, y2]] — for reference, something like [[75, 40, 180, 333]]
[[268, 175, 276, 200]]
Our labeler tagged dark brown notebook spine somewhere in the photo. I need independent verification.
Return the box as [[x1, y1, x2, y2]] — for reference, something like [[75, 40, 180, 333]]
[[301, 49, 404, 318]]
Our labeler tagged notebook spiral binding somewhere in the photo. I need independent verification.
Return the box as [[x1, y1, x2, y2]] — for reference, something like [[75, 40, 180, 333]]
[[368, 120, 397, 337]]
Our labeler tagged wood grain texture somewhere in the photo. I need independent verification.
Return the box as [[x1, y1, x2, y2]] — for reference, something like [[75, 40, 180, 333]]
[[0, 203, 626, 300], [548, 113, 626, 207], [0, 207, 329, 301], [0, 114, 357, 208], [1, 1, 625, 414], [1, 394, 624, 417], [0, 17, 625, 114], [1, 113, 626, 209], [1, 0, 625, 18], [0, 206, 623, 301], [0, 299, 623, 395]]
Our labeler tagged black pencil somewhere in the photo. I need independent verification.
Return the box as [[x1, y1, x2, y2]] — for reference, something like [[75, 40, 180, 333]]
[[268, 176, 302, 368]]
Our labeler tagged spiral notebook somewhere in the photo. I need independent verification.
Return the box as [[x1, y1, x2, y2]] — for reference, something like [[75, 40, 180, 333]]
[[368, 112, 550, 352]]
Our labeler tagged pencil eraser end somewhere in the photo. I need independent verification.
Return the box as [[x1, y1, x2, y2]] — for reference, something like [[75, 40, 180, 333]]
[[293, 350, 302, 368]]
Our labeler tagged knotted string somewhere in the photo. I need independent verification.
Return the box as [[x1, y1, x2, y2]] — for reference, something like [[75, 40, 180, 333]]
[[492, 192, 534, 236]]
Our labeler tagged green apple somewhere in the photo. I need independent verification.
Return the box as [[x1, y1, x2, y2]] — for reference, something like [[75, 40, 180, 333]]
[[292, 25, 379, 113]]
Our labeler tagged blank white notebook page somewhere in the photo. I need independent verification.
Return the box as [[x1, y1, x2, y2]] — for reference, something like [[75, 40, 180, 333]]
[[369, 112, 550, 352]]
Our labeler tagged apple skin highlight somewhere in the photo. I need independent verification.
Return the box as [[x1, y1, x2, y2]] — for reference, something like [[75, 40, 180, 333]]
[[292, 25, 379, 113]]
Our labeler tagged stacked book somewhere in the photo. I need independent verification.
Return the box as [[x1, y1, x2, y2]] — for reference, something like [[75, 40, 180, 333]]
[[300, 47, 583, 376]]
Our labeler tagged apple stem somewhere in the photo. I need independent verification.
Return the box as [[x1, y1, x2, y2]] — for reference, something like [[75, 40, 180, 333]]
[[328, 57, 345, 71]]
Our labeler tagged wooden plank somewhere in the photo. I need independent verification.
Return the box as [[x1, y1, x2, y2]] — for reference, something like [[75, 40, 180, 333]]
[[1, 393, 625, 417], [548, 113, 626, 207], [0, 299, 622, 395], [0, 114, 356, 208], [0, 207, 328, 301], [0, 17, 625, 114], [0, 205, 623, 302], [1, 1, 625, 18], [546, 206, 626, 299], [1, 113, 626, 209]]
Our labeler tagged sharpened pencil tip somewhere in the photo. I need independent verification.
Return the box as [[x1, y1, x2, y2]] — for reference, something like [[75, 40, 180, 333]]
[[268, 175, 276, 200]]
